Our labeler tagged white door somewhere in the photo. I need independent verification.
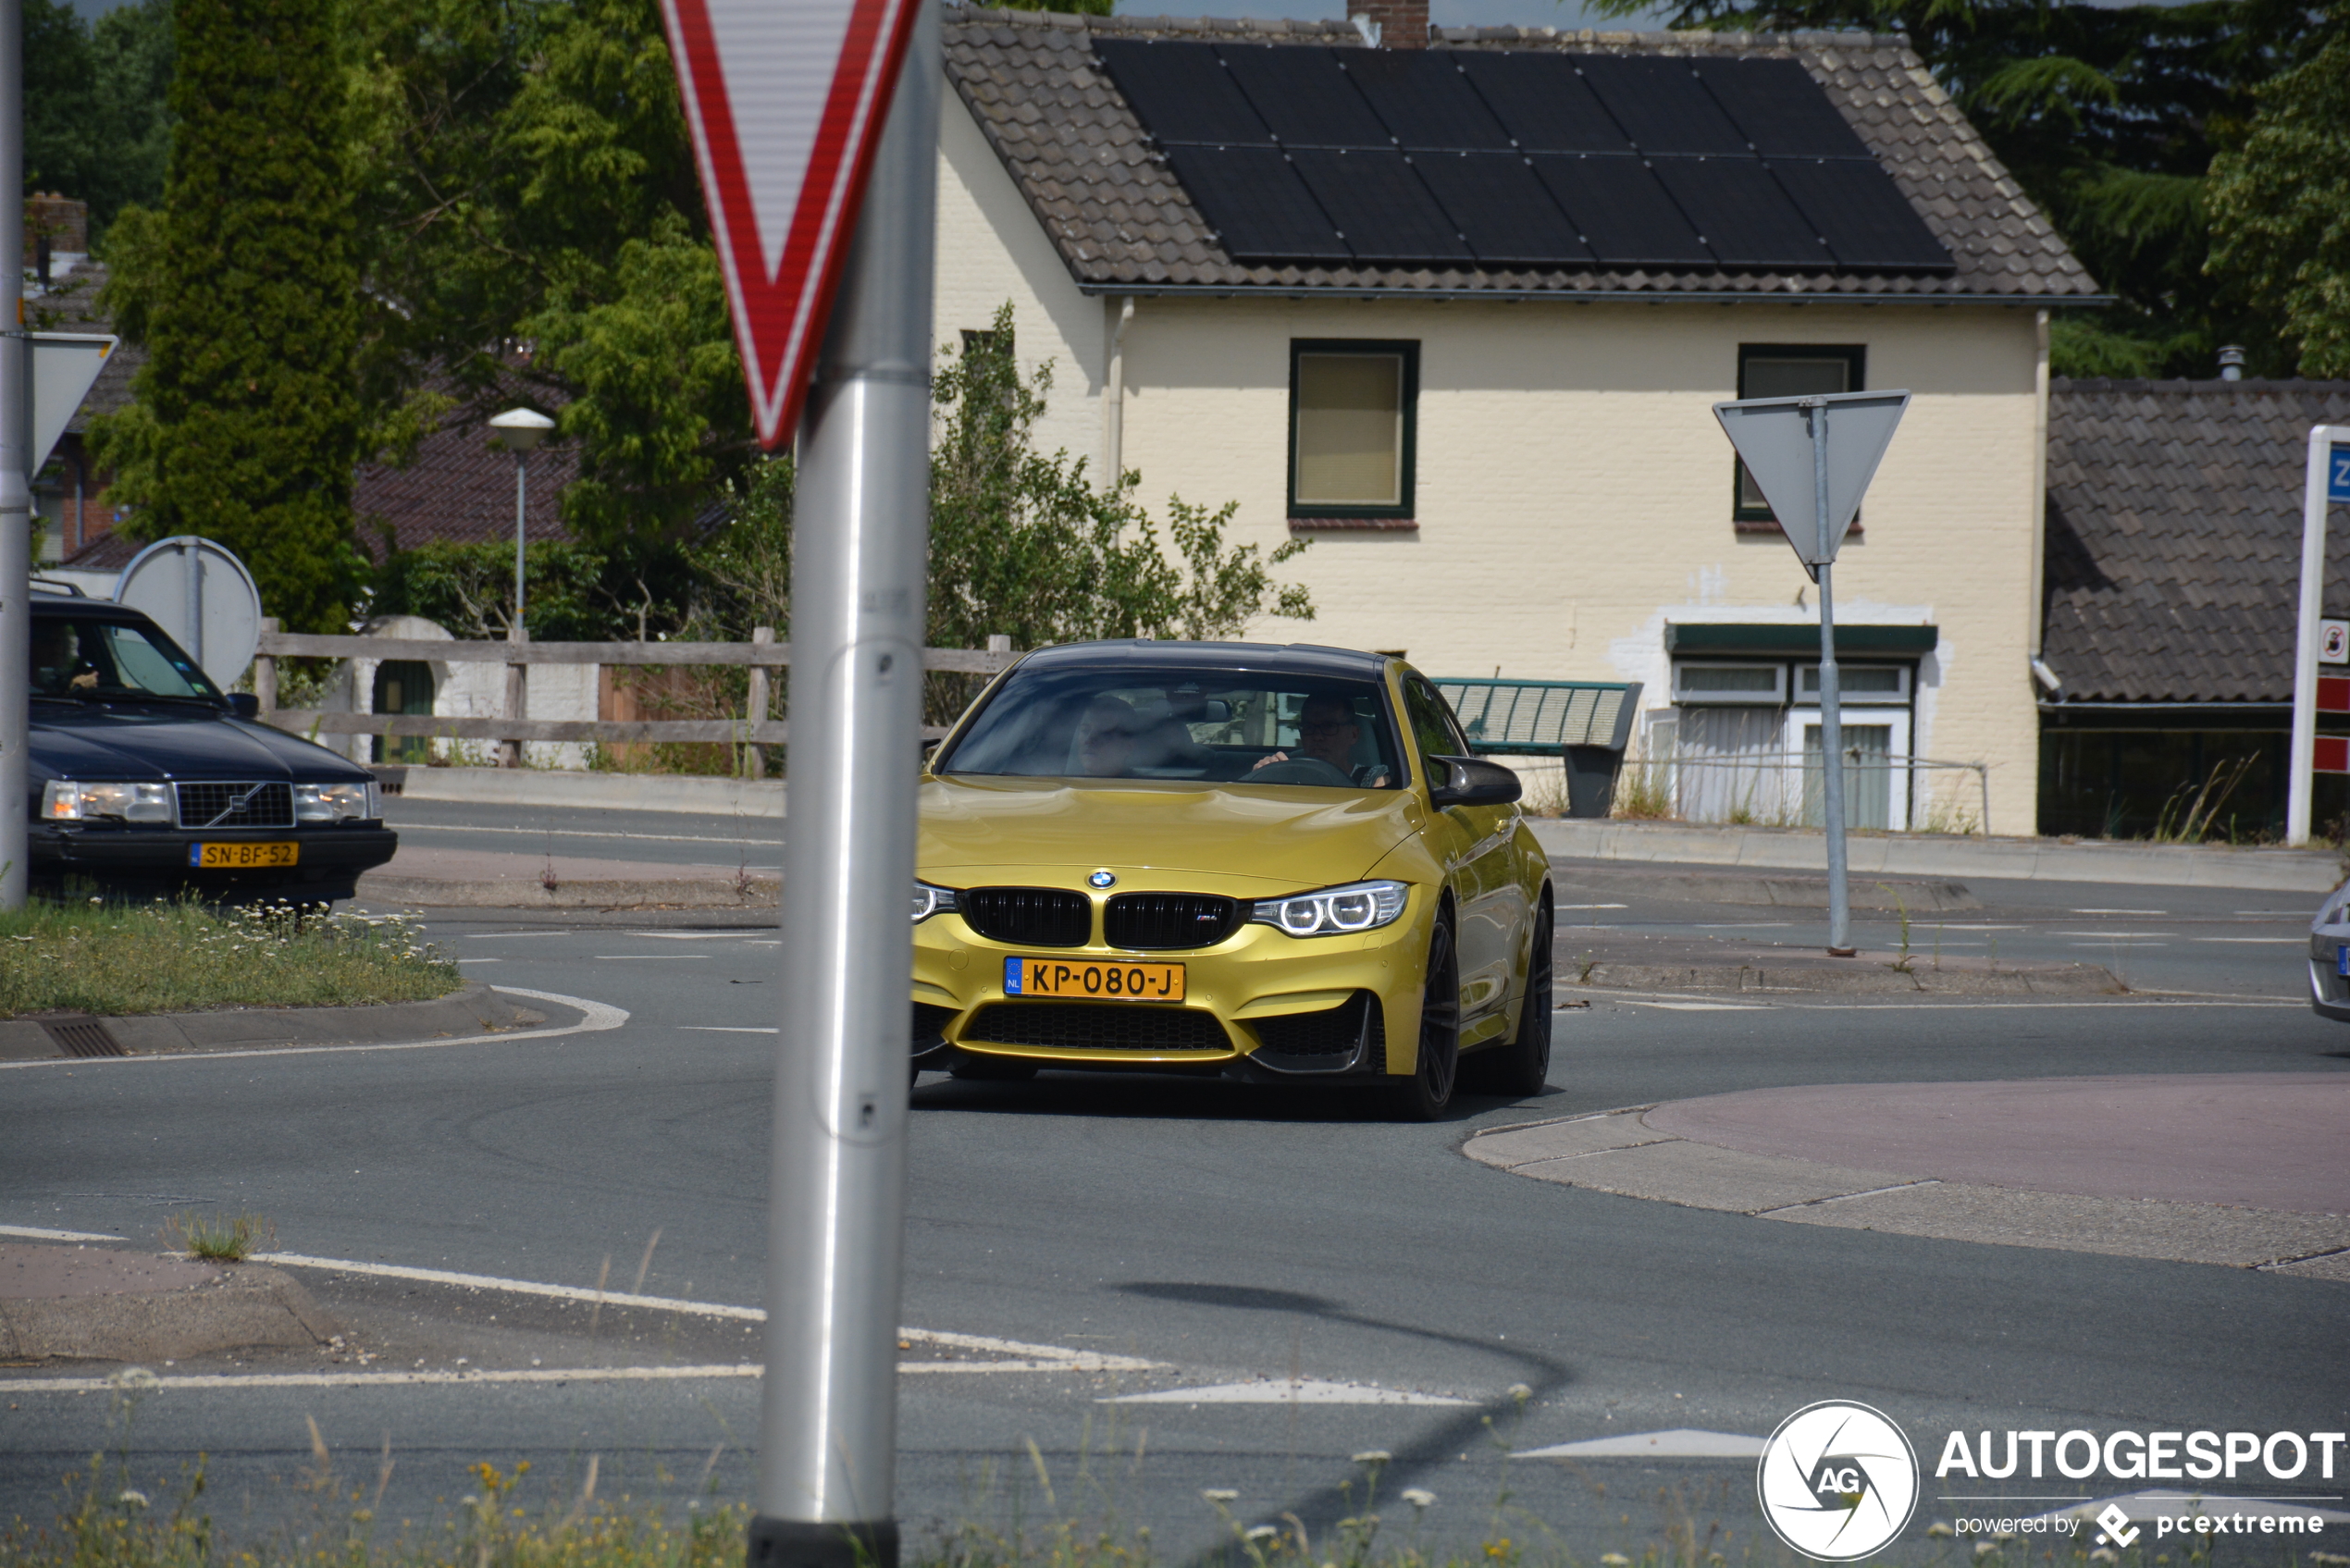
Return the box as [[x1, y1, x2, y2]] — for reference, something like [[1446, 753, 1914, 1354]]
[[1791, 709, 1911, 831]]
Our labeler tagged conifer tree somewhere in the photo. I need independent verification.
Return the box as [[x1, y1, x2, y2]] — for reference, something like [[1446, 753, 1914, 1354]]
[[95, 0, 362, 634]]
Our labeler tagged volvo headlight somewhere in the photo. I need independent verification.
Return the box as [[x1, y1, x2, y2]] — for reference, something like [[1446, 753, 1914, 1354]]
[[1251, 880, 1409, 937], [294, 782, 377, 822], [42, 781, 173, 823], [913, 881, 961, 922]]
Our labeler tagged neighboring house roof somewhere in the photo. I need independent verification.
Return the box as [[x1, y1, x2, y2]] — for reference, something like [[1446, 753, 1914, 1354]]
[[943, 6, 2097, 300], [37, 260, 143, 434], [352, 404, 578, 562], [2041, 378, 2350, 706]]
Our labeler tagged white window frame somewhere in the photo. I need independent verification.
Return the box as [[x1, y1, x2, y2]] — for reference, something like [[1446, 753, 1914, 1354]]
[[1787, 707, 1913, 831], [1796, 663, 1911, 705], [1671, 661, 1788, 705]]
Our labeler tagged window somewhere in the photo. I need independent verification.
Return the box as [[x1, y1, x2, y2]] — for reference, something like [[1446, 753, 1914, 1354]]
[[1734, 344, 1865, 522], [1796, 663, 1910, 703], [1672, 662, 1788, 705], [1290, 340, 1416, 520], [1402, 674, 1469, 769]]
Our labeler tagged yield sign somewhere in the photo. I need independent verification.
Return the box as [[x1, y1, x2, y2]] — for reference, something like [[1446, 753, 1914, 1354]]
[[662, 0, 926, 448], [1713, 389, 1911, 573]]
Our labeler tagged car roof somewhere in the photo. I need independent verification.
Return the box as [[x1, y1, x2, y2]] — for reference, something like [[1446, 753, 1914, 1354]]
[[1014, 639, 1394, 681], [31, 587, 155, 623]]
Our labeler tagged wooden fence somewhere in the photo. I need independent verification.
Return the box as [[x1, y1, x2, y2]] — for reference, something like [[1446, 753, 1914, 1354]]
[[254, 623, 1016, 761]]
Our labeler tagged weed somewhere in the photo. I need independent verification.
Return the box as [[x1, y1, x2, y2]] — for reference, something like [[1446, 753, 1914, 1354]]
[[2150, 757, 2257, 844], [162, 1211, 275, 1263], [1881, 887, 1913, 973]]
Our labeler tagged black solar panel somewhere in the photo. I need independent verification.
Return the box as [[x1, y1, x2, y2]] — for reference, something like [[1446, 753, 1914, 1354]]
[[1651, 156, 1830, 268], [1455, 52, 1631, 153], [1162, 144, 1351, 262], [1771, 158, 1955, 271], [1342, 51, 1511, 150], [1219, 44, 1391, 148], [1412, 152, 1592, 265], [1094, 39, 1273, 146], [1289, 148, 1471, 263], [1692, 57, 1871, 160], [1574, 56, 1749, 156], [1528, 154, 1713, 266]]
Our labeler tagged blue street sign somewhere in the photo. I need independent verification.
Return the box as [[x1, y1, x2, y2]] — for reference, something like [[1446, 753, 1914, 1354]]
[[2332, 444, 2350, 502]]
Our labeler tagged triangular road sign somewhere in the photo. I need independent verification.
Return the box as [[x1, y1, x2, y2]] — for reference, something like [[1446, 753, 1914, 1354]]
[[1713, 390, 1910, 571], [30, 332, 116, 474], [662, 0, 926, 449]]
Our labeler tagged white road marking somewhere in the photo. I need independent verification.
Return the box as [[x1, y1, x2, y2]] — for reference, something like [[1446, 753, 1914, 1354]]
[[2193, 937, 2307, 944], [1933, 924, 2028, 931], [463, 932, 572, 939], [626, 932, 767, 940], [456, 958, 502, 964], [1690, 922, 1790, 929], [0, 987, 627, 1072], [594, 955, 711, 960], [247, 1253, 1157, 1369], [1558, 904, 1628, 910], [2057, 931, 2176, 938], [1105, 1378, 1467, 1406], [1521, 1428, 1765, 1460], [1, 1358, 1135, 1395], [0, 1223, 125, 1242], [391, 823, 769, 848], [2072, 908, 2169, 916], [1628, 1001, 1769, 1012], [681, 1026, 778, 1033]]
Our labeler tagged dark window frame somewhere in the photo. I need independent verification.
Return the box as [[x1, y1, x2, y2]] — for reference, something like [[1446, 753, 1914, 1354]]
[[1288, 339, 1419, 522], [1732, 343, 1866, 524]]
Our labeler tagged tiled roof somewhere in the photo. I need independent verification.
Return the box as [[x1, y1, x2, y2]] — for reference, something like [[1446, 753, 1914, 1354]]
[[2041, 378, 2350, 705], [943, 6, 2097, 299], [35, 260, 144, 432], [352, 402, 578, 562]]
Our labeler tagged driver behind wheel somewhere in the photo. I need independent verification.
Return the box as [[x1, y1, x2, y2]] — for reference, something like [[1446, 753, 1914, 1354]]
[[1252, 692, 1391, 786]]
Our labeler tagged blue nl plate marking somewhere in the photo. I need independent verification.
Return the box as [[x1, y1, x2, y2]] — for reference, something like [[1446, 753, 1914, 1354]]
[[1004, 956, 1023, 994], [2338, 944, 2347, 978]]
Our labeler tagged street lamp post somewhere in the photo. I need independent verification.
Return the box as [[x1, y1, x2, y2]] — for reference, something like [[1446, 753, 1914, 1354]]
[[488, 408, 553, 769]]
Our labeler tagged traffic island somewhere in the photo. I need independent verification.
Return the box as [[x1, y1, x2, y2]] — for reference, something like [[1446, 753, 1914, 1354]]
[[356, 844, 778, 908], [1466, 1074, 2350, 1275], [1559, 934, 2121, 995], [0, 1244, 340, 1363], [0, 981, 546, 1061]]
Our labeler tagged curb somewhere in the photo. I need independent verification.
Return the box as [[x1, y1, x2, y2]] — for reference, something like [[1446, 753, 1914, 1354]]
[[1550, 863, 1978, 911], [1528, 817, 2342, 894], [377, 765, 785, 819], [1566, 958, 2122, 995], [0, 1260, 340, 1363], [0, 981, 544, 1061], [355, 873, 779, 909]]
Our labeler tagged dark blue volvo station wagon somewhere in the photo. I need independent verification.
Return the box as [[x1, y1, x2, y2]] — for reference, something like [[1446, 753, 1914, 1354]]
[[26, 582, 397, 903]]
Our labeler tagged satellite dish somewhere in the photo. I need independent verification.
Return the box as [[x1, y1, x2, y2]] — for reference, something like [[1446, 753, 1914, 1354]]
[[115, 536, 265, 689]]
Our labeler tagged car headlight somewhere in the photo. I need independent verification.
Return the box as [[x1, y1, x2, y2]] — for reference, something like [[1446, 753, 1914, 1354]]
[[1252, 880, 1410, 937], [913, 881, 961, 922], [41, 780, 173, 823], [294, 782, 378, 822]]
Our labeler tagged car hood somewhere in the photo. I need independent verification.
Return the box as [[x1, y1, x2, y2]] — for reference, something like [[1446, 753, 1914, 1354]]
[[919, 774, 1421, 890], [31, 703, 372, 783]]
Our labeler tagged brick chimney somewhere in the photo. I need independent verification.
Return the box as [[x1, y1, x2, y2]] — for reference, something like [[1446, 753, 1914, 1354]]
[[26, 192, 87, 281], [1351, 0, 1429, 48]]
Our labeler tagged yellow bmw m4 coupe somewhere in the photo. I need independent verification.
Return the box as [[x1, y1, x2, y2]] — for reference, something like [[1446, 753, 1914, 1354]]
[[909, 640, 1555, 1117]]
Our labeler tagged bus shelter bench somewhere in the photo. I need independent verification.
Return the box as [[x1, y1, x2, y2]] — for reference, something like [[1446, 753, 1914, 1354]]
[[1432, 678, 1644, 818]]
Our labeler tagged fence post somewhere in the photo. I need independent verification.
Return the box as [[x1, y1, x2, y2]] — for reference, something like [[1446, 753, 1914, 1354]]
[[746, 625, 774, 779], [501, 623, 527, 769], [254, 618, 278, 721], [985, 633, 1011, 662]]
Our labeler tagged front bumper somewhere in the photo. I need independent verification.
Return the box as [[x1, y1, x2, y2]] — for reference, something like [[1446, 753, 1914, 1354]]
[[31, 822, 399, 896], [911, 883, 1433, 1079]]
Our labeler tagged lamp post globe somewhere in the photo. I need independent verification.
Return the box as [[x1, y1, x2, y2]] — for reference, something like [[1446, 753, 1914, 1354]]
[[487, 408, 554, 628]]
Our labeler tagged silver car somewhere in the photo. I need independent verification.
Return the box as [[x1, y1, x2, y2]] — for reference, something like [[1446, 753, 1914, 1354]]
[[2311, 878, 2350, 1021]]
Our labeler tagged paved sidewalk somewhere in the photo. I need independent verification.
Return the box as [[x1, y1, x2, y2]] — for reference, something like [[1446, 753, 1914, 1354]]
[[1528, 817, 2342, 894], [0, 1244, 339, 1362], [1466, 1074, 2350, 1276]]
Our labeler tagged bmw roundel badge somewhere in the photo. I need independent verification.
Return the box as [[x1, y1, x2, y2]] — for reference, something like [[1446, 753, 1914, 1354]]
[[1088, 870, 1117, 889]]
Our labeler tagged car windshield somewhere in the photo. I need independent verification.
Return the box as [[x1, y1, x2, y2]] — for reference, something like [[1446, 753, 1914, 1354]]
[[940, 664, 1404, 789], [30, 615, 218, 700]]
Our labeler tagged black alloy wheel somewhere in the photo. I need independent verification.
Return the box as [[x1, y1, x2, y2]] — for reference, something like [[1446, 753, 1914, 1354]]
[[1466, 894, 1552, 1097], [1394, 913, 1460, 1120]]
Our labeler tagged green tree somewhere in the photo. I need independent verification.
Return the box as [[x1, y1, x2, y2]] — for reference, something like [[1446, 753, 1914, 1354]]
[[24, 0, 173, 243], [2208, 41, 2350, 377], [1589, 0, 2326, 376], [92, 0, 365, 634]]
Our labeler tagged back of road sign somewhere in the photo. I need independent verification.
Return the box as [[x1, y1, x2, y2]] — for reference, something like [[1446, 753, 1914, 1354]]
[[115, 537, 264, 689], [1713, 389, 1911, 566], [31, 333, 116, 475]]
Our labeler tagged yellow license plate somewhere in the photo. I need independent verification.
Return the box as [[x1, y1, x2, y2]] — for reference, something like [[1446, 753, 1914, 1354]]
[[190, 842, 299, 869], [1004, 957, 1184, 1002]]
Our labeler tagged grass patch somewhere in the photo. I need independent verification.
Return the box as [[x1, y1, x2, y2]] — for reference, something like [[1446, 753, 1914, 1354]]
[[160, 1211, 275, 1262], [0, 898, 459, 1019]]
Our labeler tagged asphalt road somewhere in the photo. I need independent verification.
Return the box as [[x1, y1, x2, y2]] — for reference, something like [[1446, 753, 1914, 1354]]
[[3, 799, 2344, 1563]]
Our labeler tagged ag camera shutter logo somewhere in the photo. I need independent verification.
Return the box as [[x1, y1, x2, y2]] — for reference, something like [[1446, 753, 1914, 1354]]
[[1757, 1401, 1921, 1561]]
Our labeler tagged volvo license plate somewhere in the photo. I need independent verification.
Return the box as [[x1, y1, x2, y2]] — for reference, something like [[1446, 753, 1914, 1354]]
[[190, 842, 299, 869], [1004, 957, 1184, 1002]]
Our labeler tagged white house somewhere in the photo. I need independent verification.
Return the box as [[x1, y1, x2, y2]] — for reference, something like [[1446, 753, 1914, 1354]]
[[932, 3, 2101, 833]]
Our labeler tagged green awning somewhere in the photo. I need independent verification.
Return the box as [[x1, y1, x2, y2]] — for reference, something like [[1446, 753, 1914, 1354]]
[[1666, 623, 1937, 657]]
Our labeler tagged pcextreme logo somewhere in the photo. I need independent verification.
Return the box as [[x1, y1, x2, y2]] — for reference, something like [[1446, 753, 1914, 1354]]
[[1757, 1401, 1922, 1562]]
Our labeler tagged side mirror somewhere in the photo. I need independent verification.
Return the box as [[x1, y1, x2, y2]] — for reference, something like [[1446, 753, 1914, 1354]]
[[224, 693, 260, 721], [1428, 754, 1522, 809]]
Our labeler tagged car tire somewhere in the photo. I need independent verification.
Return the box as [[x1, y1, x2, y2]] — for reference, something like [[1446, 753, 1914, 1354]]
[[1392, 912, 1460, 1120], [1465, 895, 1552, 1098], [950, 1058, 1039, 1082]]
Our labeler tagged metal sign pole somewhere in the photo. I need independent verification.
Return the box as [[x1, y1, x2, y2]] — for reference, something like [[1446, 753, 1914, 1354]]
[[0, 0, 28, 911], [751, 6, 936, 1568], [1810, 400, 1852, 955]]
